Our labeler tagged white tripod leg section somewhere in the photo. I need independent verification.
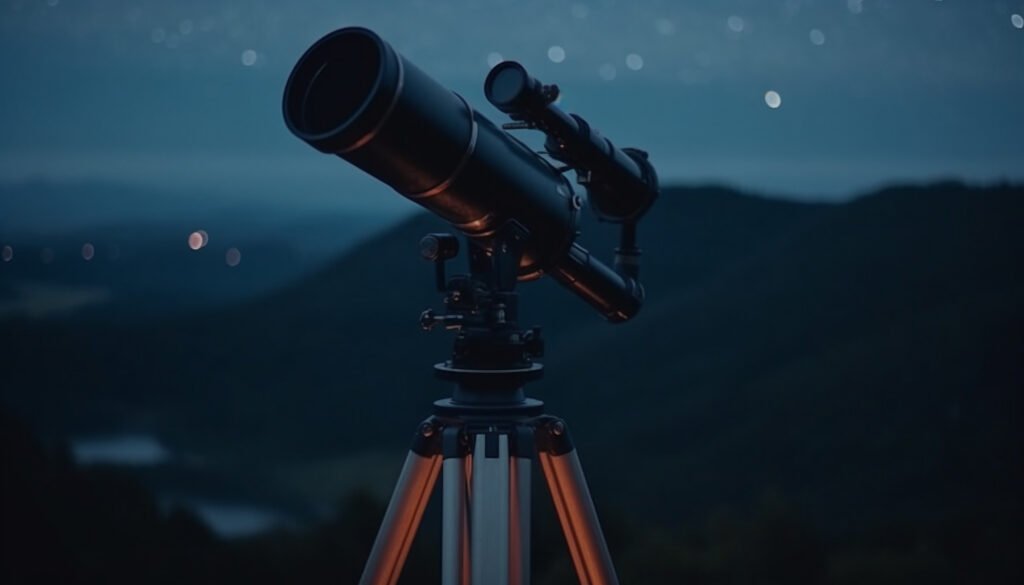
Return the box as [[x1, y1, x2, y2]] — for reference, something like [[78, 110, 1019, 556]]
[[471, 432, 510, 585], [509, 449, 531, 585], [442, 452, 471, 585]]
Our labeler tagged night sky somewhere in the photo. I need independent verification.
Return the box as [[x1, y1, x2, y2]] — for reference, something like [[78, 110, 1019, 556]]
[[1, 0, 1022, 212]]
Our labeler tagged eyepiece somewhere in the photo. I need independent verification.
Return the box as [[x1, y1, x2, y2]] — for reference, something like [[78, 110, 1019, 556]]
[[484, 62, 532, 114], [484, 61, 560, 119]]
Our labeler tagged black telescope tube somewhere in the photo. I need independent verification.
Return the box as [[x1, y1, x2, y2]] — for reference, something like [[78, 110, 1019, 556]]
[[283, 27, 643, 321]]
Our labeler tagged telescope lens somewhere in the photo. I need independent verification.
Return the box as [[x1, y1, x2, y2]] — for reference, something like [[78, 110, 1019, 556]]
[[301, 39, 380, 135], [284, 30, 391, 148]]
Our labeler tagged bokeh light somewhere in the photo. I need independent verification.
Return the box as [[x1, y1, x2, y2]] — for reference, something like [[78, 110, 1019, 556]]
[[225, 248, 241, 267], [241, 49, 258, 66], [765, 90, 782, 109], [547, 45, 566, 63], [486, 52, 503, 68], [655, 18, 675, 36], [625, 53, 644, 71], [188, 230, 210, 251], [598, 63, 617, 81], [809, 29, 826, 46], [81, 242, 95, 261], [1, 245, 12, 262], [727, 16, 745, 33], [1012, 14, 1024, 29]]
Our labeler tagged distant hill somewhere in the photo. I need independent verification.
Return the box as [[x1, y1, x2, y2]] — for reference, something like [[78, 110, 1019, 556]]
[[0, 180, 398, 319], [1, 182, 1021, 539]]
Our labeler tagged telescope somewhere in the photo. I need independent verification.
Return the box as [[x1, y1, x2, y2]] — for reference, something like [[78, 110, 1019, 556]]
[[283, 27, 659, 585], [283, 27, 657, 322]]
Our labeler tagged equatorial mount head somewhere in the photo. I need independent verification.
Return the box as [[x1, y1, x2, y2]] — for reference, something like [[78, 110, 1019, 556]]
[[419, 228, 545, 401]]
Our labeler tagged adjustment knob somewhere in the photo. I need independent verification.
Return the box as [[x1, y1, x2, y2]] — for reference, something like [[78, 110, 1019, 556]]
[[523, 326, 544, 358], [420, 233, 459, 261], [419, 308, 464, 331], [419, 309, 438, 331]]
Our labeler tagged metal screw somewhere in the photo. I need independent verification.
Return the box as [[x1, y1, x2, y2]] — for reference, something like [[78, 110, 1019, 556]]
[[420, 422, 435, 437], [550, 420, 565, 436]]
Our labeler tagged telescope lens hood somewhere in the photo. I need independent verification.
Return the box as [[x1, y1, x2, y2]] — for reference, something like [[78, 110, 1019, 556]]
[[283, 27, 400, 154]]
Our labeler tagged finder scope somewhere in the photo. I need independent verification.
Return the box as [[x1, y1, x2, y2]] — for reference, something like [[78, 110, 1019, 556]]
[[283, 27, 658, 322]]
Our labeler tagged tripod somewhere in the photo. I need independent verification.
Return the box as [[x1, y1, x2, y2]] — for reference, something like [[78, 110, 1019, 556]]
[[357, 228, 620, 585]]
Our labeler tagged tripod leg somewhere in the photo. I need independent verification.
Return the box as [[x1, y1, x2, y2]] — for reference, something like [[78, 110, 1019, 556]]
[[509, 446, 531, 585], [359, 425, 442, 585], [537, 418, 619, 585], [442, 427, 470, 585], [444, 424, 533, 585], [471, 432, 511, 585]]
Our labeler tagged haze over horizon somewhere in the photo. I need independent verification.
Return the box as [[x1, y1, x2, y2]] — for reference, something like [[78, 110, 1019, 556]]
[[1, 0, 1022, 216]]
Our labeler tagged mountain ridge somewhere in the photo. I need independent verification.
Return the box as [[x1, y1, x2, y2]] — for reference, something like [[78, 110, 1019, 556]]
[[1, 181, 1020, 533]]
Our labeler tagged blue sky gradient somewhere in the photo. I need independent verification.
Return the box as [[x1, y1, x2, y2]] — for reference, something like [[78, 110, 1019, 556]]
[[1, 0, 1022, 212]]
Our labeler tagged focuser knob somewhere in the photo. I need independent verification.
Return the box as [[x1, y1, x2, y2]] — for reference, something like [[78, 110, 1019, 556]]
[[421, 233, 461, 292]]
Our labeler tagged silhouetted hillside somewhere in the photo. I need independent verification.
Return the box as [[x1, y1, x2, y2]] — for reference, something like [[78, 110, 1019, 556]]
[[0, 407, 447, 585], [1, 183, 1022, 581], [0, 185, 830, 454], [0, 181, 396, 320], [544, 184, 1024, 527]]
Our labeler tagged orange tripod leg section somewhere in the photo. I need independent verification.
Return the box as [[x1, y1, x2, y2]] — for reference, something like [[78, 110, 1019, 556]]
[[537, 418, 620, 585], [359, 433, 442, 585]]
